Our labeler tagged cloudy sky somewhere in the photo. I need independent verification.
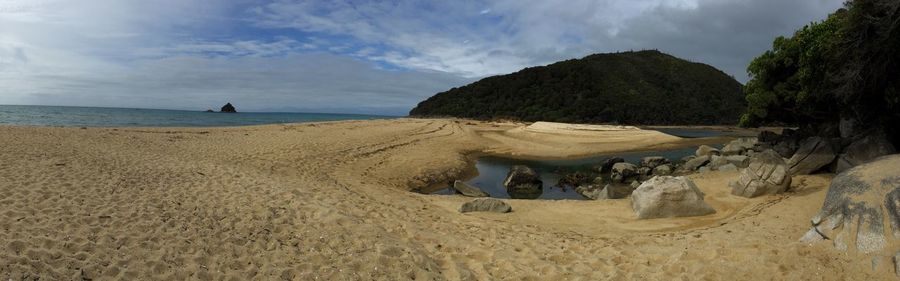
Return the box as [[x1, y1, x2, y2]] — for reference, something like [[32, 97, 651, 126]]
[[0, 0, 843, 115]]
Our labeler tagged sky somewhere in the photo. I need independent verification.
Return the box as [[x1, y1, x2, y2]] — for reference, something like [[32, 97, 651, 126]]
[[0, 0, 844, 116]]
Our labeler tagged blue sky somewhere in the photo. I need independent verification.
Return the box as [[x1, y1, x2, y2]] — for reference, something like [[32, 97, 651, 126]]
[[0, 0, 843, 115]]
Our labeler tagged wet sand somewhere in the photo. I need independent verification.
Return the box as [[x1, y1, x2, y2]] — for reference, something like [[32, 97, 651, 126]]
[[0, 118, 882, 280]]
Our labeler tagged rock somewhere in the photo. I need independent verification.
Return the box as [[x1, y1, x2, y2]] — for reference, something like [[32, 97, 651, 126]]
[[835, 132, 897, 173], [611, 163, 638, 183], [459, 198, 512, 213], [640, 156, 670, 169], [577, 184, 635, 200], [575, 185, 604, 200], [682, 155, 710, 171], [730, 150, 792, 198], [631, 176, 716, 219], [745, 150, 757, 158], [557, 171, 595, 188], [653, 164, 673, 176], [695, 145, 721, 157], [204, 109, 214, 112], [596, 157, 625, 173], [758, 130, 781, 144], [787, 137, 836, 175], [773, 139, 799, 158], [839, 118, 857, 139], [637, 166, 652, 176], [698, 166, 711, 173], [718, 164, 738, 172], [220, 103, 237, 113], [503, 165, 543, 199], [452, 180, 490, 197], [680, 155, 697, 163], [725, 155, 751, 168], [799, 154, 900, 257], [722, 137, 758, 156], [708, 155, 728, 170]]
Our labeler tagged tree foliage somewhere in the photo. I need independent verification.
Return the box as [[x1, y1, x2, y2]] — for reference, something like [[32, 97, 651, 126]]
[[741, 0, 900, 144], [410, 50, 745, 125]]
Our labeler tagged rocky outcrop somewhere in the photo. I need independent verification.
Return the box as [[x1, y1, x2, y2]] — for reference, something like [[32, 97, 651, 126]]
[[452, 180, 490, 197], [459, 198, 512, 213], [220, 103, 237, 113], [787, 137, 836, 175], [835, 132, 897, 173], [730, 150, 792, 198], [631, 176, 715, 219], [799, 154, 900, 264], [611, 163, 638, 183], [503, 165, 543, 199], [575, 185, 604, 200]]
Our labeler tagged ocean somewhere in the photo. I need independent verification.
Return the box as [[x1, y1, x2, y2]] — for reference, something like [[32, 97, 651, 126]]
[[0, 105, 393, 127]]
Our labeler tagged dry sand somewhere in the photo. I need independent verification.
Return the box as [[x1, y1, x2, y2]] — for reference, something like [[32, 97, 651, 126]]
[[0, 118, 883, 280]]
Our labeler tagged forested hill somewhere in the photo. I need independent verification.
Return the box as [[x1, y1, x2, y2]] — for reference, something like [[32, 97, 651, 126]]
[[409, 50, 745, 125]]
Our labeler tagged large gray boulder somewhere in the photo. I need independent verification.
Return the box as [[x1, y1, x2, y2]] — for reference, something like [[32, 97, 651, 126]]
[[640, 156, 670, 169], [799, 155, 900, 264], [611, 162, 638, 183], [452, 180, 490, 197], [722, 138, 758, 156], [459, 198, 512, 213], [730, 150, 792, 198], [695, 145, 721, 157], [787, 137, 836, 175], [631, 176, 715, 219], [835, 132, 897, 173], [503, 165, 543, 199]]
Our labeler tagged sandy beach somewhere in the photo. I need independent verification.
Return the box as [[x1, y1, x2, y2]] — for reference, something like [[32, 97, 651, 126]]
[[0, 118, 884, 280]]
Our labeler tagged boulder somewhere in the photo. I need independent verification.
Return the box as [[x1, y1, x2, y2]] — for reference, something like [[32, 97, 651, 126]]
[[611, 163, 638, 183], [773, 139, 799, 158], [637, 166, 652, 176], [220, 103, 237, 113], [452, 180, 490, 197], [722, 137, 758, 156], [682, 155, 710, 171], [695, 145, 721, 157], [503, 165, 543, 199], [640, 156, 670, 169], [730, 150, 792, 198], [758, 130, 781, 144], [595, 157, 625, 173], [708, 155, 729, 170], [799, 154, 900, 259], [835, 132, 897, 173], [652, 164, 673, 176], [680, 155, 697, 163], [459, 198, 512, 213], [631, 176, 716, 219], [787, 137, 836, 175]]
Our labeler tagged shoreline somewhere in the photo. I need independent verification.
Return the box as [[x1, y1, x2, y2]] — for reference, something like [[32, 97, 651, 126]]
[[0, 118, 873, 280]]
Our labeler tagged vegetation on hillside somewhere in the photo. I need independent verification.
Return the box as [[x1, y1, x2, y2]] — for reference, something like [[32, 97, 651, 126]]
[[410, 50, 745, 125], [741, 0, 899, 143]]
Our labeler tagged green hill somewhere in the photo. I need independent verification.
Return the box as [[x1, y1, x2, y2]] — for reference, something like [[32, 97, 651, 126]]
[[409, 50, 745, 125]]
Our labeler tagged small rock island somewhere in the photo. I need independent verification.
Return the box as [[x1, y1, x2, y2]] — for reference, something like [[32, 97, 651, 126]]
[[220, 103, 237, 113]]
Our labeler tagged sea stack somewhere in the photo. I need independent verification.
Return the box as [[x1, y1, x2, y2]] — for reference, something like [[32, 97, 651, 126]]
[[220, 103, 237, 113]]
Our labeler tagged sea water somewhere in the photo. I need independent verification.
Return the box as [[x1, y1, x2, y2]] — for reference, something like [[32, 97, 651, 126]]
[[0, 105, 391, 127]]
